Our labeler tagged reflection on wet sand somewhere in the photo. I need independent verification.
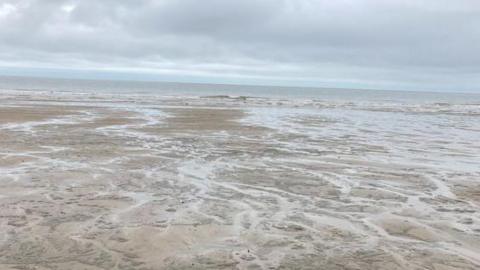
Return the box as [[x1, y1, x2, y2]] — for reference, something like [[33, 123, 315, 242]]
[[0, 90, 479, 269]]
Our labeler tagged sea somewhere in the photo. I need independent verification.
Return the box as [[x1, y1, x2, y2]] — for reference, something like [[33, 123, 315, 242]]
[[0, 75, 479, 104]]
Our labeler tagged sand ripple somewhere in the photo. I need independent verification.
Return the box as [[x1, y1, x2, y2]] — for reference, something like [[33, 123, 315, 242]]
[[0, 90, 479, 269]]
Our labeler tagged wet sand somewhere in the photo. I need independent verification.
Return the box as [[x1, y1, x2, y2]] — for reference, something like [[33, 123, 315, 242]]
[[0, 90, 479, 269]]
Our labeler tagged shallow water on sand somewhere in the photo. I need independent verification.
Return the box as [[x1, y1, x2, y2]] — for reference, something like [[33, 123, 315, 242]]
[[0, 89, 479, 269]]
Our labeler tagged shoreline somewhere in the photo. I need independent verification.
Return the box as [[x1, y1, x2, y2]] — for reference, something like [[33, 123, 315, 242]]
[[0, 90, 479, 269]]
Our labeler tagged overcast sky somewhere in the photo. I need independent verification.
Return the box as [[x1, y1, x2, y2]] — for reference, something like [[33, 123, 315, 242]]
[[0, 0, 479, 92]]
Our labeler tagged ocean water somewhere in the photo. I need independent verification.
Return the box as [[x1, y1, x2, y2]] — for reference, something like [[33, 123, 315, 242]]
[[1, 75, 479, 104]]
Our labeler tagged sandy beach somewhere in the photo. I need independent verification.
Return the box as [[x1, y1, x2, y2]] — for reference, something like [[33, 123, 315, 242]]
[[0, 90, 479, 270]]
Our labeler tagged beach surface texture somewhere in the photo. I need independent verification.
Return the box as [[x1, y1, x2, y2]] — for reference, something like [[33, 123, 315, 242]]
[[0, 89, 479, 269]]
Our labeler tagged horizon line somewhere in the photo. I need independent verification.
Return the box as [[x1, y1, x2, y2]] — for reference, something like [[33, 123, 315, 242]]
[[0, 72, 478, 96]]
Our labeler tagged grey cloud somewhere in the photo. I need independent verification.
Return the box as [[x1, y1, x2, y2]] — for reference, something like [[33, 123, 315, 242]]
[[0, 0, 479, 91]]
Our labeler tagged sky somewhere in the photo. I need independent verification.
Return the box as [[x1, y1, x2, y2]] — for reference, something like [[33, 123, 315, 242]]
[[0, 0, 479, 92]]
